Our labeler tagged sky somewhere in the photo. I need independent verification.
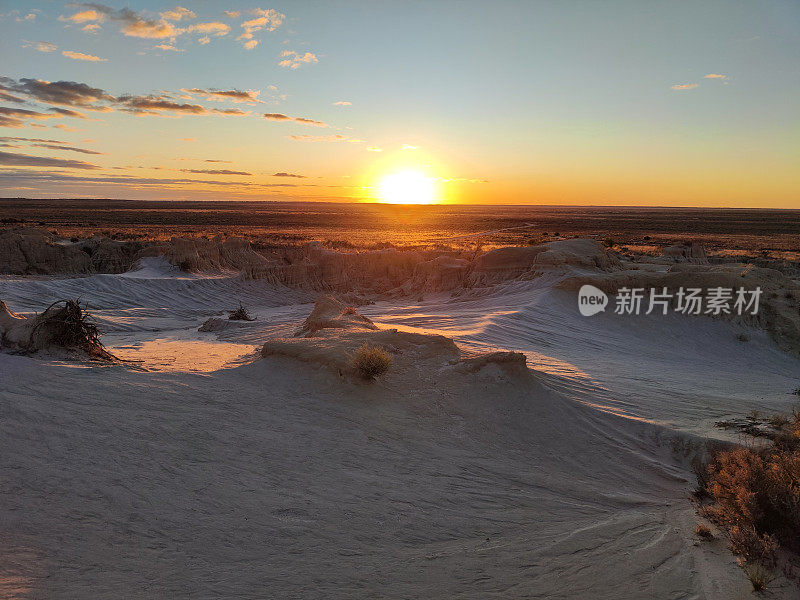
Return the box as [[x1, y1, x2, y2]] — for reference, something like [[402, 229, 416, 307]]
[[0, 0, 798, 207]]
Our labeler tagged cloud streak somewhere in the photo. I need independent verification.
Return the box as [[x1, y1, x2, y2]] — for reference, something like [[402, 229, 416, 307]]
[[263, 113, 327, 127], [62, 50, 108, 61], [0, 150, 99, 169]]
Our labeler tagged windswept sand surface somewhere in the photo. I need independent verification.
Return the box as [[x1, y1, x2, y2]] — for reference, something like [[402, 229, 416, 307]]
[[2, 256, 800, 598]]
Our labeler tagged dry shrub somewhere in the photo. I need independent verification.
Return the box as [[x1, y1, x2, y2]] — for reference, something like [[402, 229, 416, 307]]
[[350, 343, 391, 380], [695, 523, 714, 540], [228, 302, 255, 321], [31, 299, 115, 361], [702, 408, 800, 571]]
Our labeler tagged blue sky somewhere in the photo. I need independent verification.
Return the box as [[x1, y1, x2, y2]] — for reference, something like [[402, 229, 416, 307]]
[[0, 1, 798, 206]]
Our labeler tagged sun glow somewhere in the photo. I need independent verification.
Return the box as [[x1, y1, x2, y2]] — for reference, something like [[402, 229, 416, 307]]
[[378, 170, 436, 204]]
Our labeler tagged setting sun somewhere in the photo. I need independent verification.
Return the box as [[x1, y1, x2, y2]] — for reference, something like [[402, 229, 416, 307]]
[[378, 170, 436, 204]]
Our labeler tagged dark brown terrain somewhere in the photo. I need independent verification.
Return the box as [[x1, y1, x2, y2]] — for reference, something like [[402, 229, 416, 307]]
[[1, 198, 798, 259]]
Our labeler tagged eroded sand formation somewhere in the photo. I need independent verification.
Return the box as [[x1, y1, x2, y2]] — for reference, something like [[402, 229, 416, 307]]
[[261, 296, 527, 381], [2, 227, 799, 355]]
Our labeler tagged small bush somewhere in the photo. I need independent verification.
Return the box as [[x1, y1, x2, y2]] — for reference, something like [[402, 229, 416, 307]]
[[743, 563, 773, 592], [602, 237, 615, 248], [350, 343, 391, 380], [695, 523, 714, 540], [702, 405, 800, 566], [228, 302, 255, 321]]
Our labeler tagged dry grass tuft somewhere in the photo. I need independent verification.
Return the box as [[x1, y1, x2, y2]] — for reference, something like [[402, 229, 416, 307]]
[[350, 343, 391, 380], [743, 563, 773, 592]]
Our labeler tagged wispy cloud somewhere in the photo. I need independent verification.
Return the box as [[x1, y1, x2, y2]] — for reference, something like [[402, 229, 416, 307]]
[[263, 113, 328, 127], [183, 88, 264, 104], [273, 172, 305, 178], [287, 134, 350, 142], [31, 143, 103, 155], [332, 101, 351, 106], [181, 168, 251, 175], [704, 73, 728, 80], [279, 50, 319, 69], [161, 7, 196, 22], [670, 83, 699, 90], [23, 41, 57, 53], [62, 50, 108, 62], [0, 150, 100, 169]]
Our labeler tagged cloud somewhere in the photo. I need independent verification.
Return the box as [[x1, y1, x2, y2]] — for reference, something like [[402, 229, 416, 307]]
[[53, 124, 80, 132], [704, 73, 728, 80], [82, 23, 101, 32], [60, 4, 181, 39], [59, 8, 106, 24], [23, 41, 57, 53], [263, 113, 328, 126], [401, 144, 419, 150], [287, 134, 349, 142], [0, 116, 25, 128], [198, 36, 210, 45], [224, 11, 241, 18], [333, 101, 351, 106], [31, 143, 102, 155], [116, 95, 208, 116], [0, 136, 67, 144], [0, 77, 114, 108], [209, 108, 250, 116], [182, 137, 196, 141], [238, 9, 284, 47], [0, 150, 99, 169], [187, 22, 230, 36], [161, 7, 196, 21], [0, 107, 63, 121], [273, 172, 305, 178], [366, 147, 383, 152], [0, 90, 26, 103], [155, 43, 181, 51], [182, 168, 252, 175], [48, 107, 88, 119], [671, 83, 699, 90], [278, 50, 319, 69], [62, 50, 108, 62], [182, 88, 264, 103], [204, 159, 232, 163]]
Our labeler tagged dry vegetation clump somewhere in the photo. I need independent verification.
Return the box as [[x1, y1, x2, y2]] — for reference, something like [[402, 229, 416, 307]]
[[31, 299, 115, 361], [228, 302, 256, 321], [695, 523, 714, 540], [697, 403, 800, 588], [350, 343, 391, 380]]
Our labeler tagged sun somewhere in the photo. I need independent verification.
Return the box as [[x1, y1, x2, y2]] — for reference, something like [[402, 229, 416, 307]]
[[378, 170, 436, 204]]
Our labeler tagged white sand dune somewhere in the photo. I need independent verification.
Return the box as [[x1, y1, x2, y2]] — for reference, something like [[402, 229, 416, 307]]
[[1, 243, 799, 598]]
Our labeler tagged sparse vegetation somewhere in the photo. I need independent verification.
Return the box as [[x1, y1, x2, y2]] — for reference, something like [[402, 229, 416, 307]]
[[30, 299, 115, 361], [695, 523, 714, 540], [699, 402, 800, 585], [744, 563, 773, 592], [602, 237, 616, 248], [228, 302, 256, 321], [350, 343, 391, 380]]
